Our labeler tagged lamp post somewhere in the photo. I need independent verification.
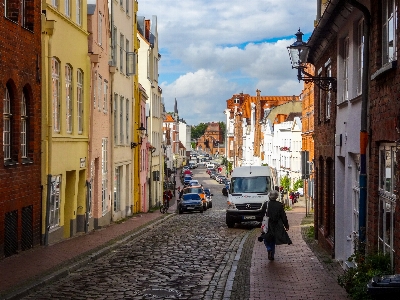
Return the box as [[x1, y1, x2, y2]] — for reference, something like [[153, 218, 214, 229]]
[[287, 29, 336, 92]]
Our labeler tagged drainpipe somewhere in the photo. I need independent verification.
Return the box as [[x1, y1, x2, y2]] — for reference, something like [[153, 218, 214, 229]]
[[347, 0, 370, 247], [43, 16, 55, 246]]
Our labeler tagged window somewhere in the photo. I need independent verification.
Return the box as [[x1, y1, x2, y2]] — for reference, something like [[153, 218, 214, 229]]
[[93, 72, 97, 108], [98, 12, 103, 46], [98, 75, 102, 111], [120, 34, 124, 73], [3, 87, 12, 161], [126, 0, 129, 15], [114, 167, 121, 212], [51, 0, 58, 8], [357, 19, 364, 95], [65, 65, 73, 133], [111, 26, 117, 66], [119, 96, 124, 144], [49, 175, 61, 229], [102, 138, 108, 215], [65, 0, 71, 17], [113, 93, 118, 144], [52, 58, 61, 133], [21, 92, 28, 159], [77, 69, 83, 134], [342, 37, 349, 102], [103, 81, 108, 113], [382, 0, 397, 64], [378, 144, 397, 268], [126, 98, 129, 144], [76, 0, 82, 25], [22, 0, 34, 30], [125, 39, 130, 74], [325, 64, 332, 120]]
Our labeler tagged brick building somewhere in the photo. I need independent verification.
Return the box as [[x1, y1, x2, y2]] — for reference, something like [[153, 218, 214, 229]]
[[0, 0, 42, 257]]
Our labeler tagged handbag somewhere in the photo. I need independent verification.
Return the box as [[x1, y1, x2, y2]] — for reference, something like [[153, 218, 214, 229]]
[[261, 202, 269, 233], [261, 201, 275, 242]]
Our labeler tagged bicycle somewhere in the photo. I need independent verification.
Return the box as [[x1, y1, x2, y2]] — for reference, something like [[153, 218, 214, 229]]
[[159, 199, 169, 214]]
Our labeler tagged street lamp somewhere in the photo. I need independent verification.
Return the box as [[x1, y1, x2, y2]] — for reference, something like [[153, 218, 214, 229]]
[[287, 28, 337, 92], [131, 123, 147, 148]]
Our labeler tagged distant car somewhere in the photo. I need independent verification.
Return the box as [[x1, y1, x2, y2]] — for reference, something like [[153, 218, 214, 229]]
[[217, 176, 227, 184], [189, 179, 199, 186], [183, 186, 207, 210], [183, 176, 192, 186], [297, 188, 304, 196], [204, 188, 213, 208], [179, 193, 204, 214]]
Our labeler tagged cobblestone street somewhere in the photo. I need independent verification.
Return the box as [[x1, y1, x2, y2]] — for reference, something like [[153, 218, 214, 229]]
[[10, 166, 348, 300]]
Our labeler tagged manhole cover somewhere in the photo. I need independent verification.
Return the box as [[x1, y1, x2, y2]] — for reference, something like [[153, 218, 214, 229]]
[[142, 288, 181, 298]]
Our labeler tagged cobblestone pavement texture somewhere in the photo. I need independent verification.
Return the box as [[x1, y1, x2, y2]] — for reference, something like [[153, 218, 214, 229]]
[[0, 166, 349, 300]]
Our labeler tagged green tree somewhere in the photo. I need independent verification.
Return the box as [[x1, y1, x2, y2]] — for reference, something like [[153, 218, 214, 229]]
[[280, 175, 291, 192], [293, 179, 303, 191], [191, 123, 208, 140], [218, 122, 226, 139]]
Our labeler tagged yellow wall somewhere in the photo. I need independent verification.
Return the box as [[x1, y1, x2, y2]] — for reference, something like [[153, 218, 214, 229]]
[[41, 2, 90, 241]]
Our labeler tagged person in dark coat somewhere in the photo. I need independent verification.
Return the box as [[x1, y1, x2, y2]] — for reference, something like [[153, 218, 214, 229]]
[[262, 190, 292, 260]]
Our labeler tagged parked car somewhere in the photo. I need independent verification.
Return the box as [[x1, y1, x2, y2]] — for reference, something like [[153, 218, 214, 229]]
[[204, 188, 213, 208], [189, 179, 200, 186], [183, 185, 207, 210], [183, 176, 192, 186], [178, 193, 204, 214], [217, 176, 227, 184]]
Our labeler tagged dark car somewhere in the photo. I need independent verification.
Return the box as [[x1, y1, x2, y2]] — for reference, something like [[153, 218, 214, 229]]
[[203, 188, 213, 208], [178, 193, 204, 214], [183, 176, 192, 186]]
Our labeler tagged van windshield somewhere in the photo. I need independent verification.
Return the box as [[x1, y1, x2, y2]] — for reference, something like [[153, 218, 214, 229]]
[[231, 176, 270, 193]]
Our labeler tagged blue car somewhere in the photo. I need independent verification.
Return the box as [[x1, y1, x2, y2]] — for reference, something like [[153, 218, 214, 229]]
[[183, 176, 192, 186], [179, 193, 204, 214]]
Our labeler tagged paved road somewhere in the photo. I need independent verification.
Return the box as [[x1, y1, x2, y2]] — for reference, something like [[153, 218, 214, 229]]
[[18, 165, 348, 300], [22, 167, 257, 300]]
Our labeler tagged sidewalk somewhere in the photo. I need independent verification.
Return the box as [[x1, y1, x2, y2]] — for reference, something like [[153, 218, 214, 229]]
[[0, 199, 179, 300], [250, 205, 348, 300]]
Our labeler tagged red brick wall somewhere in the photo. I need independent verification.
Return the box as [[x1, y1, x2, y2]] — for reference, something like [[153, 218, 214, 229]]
[[313, 38, 337, 256], [0, 1, 42, 257], [368, 1, 400, 272]]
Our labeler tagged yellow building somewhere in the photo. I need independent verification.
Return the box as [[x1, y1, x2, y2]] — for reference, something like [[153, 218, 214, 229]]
[[41, 1, 90, 244], [132, 0, 141, 213]]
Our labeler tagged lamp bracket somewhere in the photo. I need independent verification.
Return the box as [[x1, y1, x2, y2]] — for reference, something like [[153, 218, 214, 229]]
[[298, 67, 337, 92]]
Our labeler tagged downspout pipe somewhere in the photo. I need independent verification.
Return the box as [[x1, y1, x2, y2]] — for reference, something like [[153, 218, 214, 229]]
[[347, 0, 370, 247]]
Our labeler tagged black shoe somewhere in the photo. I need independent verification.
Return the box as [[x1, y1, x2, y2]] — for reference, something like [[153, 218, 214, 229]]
[[268, 251, 272, 260]]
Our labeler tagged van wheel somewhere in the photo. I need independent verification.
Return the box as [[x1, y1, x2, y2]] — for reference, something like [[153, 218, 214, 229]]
[[226, 216, 235, 228]]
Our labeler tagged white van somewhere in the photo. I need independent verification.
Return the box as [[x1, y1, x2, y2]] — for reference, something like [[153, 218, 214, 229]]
[[226, 166, 276, 228]]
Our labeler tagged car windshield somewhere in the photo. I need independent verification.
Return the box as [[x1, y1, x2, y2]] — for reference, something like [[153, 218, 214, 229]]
[[231, 176, 270, 193], [183, 194, 201, 200], [184, 188, 203, 194]]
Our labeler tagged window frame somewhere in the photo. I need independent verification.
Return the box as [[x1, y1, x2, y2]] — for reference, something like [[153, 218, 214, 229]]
[[21, 92, 28, 159], [120, 34, 124, 73], [357, 19, 364, 95], [65, 64, 73, 133], [52, 58, 61, 133], [65, 0, 71, 18], [76, 0, 82, 26], [98, 11, 103, 46], [77, 69, 83, 134], [325, 64, 332, 120], [49, 175, 61, 230], [382, 0, 397, 65], [378, 143, 397, 269], [3, 87, 12, 162]]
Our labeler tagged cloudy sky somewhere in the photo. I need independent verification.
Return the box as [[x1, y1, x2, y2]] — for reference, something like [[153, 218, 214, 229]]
[[137, 0, 316, 126]]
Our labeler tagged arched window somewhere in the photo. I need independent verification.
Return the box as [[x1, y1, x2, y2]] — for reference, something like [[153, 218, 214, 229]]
[[52, 58, 61, 132], [77, 69, 83, 134], [65, 64, 73, 133], [3, 87, 12, 162], [21, 92, 28, 159]]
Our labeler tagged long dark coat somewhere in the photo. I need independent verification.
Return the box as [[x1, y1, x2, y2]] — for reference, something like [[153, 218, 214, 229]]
[[265, 199, 292, 245]]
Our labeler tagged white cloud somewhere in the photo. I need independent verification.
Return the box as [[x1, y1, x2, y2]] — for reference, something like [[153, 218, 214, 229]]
[[138, 0, 315, 124]]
